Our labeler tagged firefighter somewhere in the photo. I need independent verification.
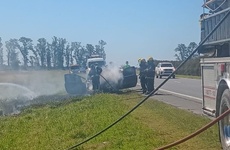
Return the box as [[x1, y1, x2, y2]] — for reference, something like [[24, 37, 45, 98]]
[[145, 57, 155, 94], [139, 58, 147, 94], [138, 58, 142, 65], [88, 64, 102, 92], [123, 61, 130, 69]]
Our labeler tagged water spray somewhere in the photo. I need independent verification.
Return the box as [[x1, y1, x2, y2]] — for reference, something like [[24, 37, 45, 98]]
[[0, 83, 37, 115]]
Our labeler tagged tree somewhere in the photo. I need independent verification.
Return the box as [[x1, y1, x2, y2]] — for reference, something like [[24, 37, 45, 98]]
[[174, 42, 198, 61], [95, 45, 100, 55], [86, 44, 94, 56], [0, 38, 4, 66], [50, 37, 67, 69], [46, 43, 52, 69], [65, 43, 71, 67], [68, 43, 74, 65], [29, 56, 36, 67], [30, 47, 39, 68], [18, 37, 33, 69], [71, 42, 81, 65], [5, 39, 20, 69], [51, 36, 58, 68], [174, 44, 187, 61], [35, 38, 47, 68], [187, 42, 198, 58], [10, 51, 20, 70], [96, 40, 106, 59], [57, 38, 66, 69], [79, 47, 87, 66]]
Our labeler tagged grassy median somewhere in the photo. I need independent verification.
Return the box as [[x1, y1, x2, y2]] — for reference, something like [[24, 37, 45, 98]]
[[0, 92, 221, 150]]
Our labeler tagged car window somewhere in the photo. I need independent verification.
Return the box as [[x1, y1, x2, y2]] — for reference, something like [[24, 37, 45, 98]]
[[88, 61, 105, 68], [123, 67, 135, 76], [70, 66, 80, 70], [161, 64, 173, 67]]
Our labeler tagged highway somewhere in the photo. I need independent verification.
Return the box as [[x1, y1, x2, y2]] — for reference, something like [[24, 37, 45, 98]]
[[136, 77, 205, 116], [155, 77, 202, 101]]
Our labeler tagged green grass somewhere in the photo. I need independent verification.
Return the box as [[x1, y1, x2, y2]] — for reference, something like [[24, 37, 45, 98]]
[[0, 92, 221, 150]]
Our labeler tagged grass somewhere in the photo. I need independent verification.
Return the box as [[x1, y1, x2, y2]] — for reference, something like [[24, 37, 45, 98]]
[[0, 92, 221, 150]]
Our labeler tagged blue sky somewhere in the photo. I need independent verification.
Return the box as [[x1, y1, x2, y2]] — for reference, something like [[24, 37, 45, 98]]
[[0, 0, 204, 66]]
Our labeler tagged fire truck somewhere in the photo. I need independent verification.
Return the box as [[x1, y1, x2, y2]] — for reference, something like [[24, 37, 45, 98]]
[[199, 0, 230, 149]]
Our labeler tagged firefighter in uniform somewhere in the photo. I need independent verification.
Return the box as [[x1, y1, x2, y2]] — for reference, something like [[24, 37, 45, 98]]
[[145, 57, 155, 94], [139, 58, 147, 94], [138, 58, 142, 65], [123, 61, 130, 69], [88, 64, 102, 92]]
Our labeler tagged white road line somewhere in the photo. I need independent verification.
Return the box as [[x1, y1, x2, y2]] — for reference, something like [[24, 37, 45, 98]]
[[159, 89, 202, 102], [136, 83, 202, 101]]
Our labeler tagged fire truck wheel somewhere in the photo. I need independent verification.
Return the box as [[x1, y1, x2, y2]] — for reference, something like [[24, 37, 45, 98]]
[[219, 89, 230, 150]]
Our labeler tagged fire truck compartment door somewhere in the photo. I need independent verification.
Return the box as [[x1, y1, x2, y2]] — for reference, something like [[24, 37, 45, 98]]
[[201, 64, 217, 112]]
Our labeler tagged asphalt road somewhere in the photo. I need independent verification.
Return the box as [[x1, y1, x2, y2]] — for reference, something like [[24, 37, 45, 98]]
[[155, 77, 202, 101], [136, 77, 205, 116]]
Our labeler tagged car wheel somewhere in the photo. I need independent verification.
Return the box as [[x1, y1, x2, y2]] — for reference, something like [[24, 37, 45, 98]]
[[160, 75, 162, 79], [173, 75, 175, 78], [219, 89, 230, 150], [156, 75, 158, 78]]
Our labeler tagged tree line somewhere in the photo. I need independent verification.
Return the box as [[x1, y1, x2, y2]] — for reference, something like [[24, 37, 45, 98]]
[[155, 42, 201, 76], [0, 37, 201, 76], [173, 42, 201, 76], [0, 37, 107, 70]]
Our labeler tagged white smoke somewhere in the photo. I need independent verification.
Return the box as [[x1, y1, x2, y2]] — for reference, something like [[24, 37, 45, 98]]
[[26, 71, 65, 96], [100, 64, 123, 86]]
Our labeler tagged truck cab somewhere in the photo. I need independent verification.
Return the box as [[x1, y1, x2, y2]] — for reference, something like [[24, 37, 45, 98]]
[[86, 56, 106, 73]]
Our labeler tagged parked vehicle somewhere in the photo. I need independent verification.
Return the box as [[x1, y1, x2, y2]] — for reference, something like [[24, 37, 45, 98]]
[[155, 62, 175, 78], [199, 0, 230, 149]]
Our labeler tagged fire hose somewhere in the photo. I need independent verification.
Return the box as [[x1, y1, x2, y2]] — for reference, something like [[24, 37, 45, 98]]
[[100, 74, 118, 92], [67, 9, 230, 150], [155, 108, 230, 150], [74, 73, 116, 92]]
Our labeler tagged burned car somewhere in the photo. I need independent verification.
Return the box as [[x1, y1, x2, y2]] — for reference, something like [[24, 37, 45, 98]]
[[64, 58, 137, 95], [99, 66, 138, 92]]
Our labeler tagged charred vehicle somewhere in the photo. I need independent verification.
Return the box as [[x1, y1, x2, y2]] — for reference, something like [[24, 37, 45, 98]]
[[64, 57, 137, 94]]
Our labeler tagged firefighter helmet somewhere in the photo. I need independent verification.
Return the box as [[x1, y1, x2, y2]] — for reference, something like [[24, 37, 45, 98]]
[[141, 58, 146, 63], [148, 57, 153, 61], [138, 58, 142, 63]]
